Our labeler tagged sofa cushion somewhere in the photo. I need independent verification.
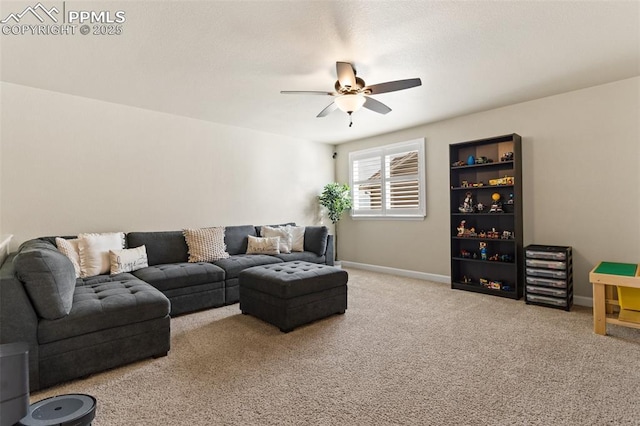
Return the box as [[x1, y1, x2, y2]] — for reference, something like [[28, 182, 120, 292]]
[[13, 241, 76, 320], [132, 262, 225, 292], [38, 276, 169, 344], [126, 231, 189, 266], [214, 254, 283, 279], [224, 225, 257, 255], [274, 251, 325, 264], [303, 226, 329, 256]]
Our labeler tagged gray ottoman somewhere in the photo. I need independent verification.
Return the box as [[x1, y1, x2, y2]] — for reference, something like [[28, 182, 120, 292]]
[[239, 261, 348, 332]]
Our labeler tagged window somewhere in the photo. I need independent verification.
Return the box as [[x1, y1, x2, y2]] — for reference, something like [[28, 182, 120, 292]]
[[349, 138, 425, 219]]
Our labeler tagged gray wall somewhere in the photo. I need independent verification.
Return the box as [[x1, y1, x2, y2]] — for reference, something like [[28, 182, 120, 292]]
[[335, 77, 640, 303], [2, 77, 638, 304], [1, 82, 335, 248]]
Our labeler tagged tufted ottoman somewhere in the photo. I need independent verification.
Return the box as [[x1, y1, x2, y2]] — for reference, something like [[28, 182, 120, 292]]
[[239, 261, 348, 332]]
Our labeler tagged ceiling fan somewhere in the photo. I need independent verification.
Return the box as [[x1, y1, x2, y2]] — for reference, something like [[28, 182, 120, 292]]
[[281, 62, 422, 127]]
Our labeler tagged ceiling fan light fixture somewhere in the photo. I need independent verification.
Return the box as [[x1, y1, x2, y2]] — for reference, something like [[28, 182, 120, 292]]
[[335, 94, 366, 113]]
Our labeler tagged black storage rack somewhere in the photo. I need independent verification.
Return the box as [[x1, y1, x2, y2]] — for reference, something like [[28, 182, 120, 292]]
[[524, 245, 573, 311]]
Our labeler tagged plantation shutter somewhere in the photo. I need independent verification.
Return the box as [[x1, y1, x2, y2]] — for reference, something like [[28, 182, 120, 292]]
[[351, 151, 383, 215], [349, 139, 425, 218], [385, 146, 421, 216]]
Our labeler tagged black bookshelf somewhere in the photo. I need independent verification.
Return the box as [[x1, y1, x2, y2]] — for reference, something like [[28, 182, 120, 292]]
[[449, 134, 523, 299]]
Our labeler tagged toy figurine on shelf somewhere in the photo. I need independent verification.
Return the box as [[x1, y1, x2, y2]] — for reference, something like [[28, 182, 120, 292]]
[[460, 250, 472, 258], [480, 278, 489, 287], [452, 160, 466, 167], [501, 230, 513, 239], [489, 193, 503, 213], [475, 156, 492, 164], [478, 230, 487, 238], [457, 220, 467, 237], [488, 253, 499, 261], [507, 193, 514, 205], [457, 220, 476, 237], [500, 254, 513, 262], [462, 276, 472, 283], [458, 192, 475, 213], [501, 152, 514, 162], [476, 202, 485, 212], [487, 228, 500, 239], [461, 180, 469, 188], [489, 280, 502, 290], [479, 241, 487, 260]]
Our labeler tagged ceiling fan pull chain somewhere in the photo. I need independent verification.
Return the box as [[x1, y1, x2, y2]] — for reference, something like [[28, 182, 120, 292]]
[[348, 112, 353, 127]]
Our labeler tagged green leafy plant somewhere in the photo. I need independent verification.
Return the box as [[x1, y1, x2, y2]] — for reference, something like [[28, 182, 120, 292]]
[[319, 183, 353, 224], [319, 183, 352, 262]]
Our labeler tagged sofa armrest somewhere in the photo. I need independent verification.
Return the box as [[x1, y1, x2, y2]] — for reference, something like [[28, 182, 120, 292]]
[[0, 254, 40, 389], [325, 235, 335, 266]]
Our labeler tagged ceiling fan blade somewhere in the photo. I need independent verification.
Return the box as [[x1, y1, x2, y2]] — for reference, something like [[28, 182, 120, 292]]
[[363, 96, 392, 115], [336, 62, 357, 89], [365, 78, 422, 95], [281, 91, 334, 96], [317, 102, 338, 118]]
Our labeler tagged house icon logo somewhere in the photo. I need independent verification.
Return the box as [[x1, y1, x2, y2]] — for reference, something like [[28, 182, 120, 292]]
[[1, 2, 59, 24]]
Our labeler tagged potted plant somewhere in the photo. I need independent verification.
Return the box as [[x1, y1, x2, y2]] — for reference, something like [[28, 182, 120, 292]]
[[319, 183, 352, 262]]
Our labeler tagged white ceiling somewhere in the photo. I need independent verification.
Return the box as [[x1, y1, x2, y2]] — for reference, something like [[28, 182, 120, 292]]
[[1, 1, 639, 144]]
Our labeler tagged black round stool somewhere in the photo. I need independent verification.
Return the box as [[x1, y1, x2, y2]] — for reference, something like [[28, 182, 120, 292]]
[[19, 394, 96, 426]]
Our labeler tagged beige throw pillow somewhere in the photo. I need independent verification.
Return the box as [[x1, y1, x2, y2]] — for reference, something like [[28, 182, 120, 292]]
[[261, 226, 292, 254], [56, 237, 81, 278], [110, 245, 149, 274], [78, 232, 126, 278], [286, 225, 305, 252], [246, 235, 280, 255], [183, 227, 230, 262]]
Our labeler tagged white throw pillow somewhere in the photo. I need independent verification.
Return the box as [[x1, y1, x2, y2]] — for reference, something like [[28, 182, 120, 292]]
[[183, 227, 230, 262], [55, 237, 81, 278], [246, 235, 280, 255], [110, 245, 149, 274], [286, 225, 305, 252], [261, 226, 292, 254], [78, 232, 126, 278]]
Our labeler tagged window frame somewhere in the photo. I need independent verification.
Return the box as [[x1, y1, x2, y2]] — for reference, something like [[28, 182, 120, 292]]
[[348, 138, 426, 220]]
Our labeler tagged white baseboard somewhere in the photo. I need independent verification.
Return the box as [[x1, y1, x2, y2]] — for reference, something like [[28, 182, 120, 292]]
[[339, 261, 451, 284], [340, 260, 593, 308]]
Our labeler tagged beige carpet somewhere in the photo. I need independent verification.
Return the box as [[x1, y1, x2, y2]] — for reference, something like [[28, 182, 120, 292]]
[[32, 268, 640, 425]]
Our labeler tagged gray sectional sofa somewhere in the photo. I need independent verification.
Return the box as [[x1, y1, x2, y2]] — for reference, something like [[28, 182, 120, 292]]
[[0, 224, 333, 391]]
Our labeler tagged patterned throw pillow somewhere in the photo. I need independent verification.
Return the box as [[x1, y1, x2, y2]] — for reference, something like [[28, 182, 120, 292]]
[[110, 245, 149, 274], [260, 226, 292, 253], [78, 232, 126, 278], [183, 227, 230, 262], [246, 235, 280, 255], [56, 237, 81, 278]]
